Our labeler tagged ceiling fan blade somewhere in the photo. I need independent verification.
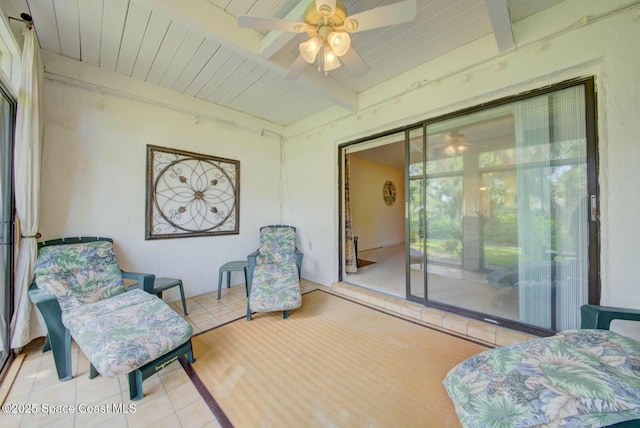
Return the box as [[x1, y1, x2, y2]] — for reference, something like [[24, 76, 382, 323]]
[[315, 0, 336, 17], [237, 15, 308, 33], [285, 55, 308, 80], [344, 0, 417, 33], [341, 47, 370, 76]]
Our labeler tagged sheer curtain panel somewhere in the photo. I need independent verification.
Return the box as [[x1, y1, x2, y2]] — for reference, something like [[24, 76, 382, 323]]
[[9, 26, 45, 349]]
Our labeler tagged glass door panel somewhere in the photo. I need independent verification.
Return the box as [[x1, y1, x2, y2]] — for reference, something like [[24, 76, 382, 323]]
[[344, 79, 596, 335], [425, 176, 463, 266], [407, 127, 425, 299], [419, 83, 591, 332], [0, 85, 14, 372]]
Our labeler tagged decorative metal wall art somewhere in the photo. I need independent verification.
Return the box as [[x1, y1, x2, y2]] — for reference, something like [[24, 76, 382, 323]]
[[146, 145, 240, 240]]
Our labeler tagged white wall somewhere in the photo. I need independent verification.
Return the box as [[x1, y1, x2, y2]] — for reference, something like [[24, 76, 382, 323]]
[[283, 0, 640, 311], [349, 155, 404, 251], [30, 0, 640, 312], [40, 77, 283, 299]]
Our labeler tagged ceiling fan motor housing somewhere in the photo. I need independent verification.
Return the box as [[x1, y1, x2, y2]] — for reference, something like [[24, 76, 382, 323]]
[[304, 0, 348, 37]]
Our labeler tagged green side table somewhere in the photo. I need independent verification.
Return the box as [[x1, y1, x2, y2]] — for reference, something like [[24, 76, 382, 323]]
[[154, 277, 188, 315], [218, 260, 249, 300]]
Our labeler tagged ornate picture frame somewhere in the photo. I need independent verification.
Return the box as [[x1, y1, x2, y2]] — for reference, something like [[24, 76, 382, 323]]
[[145, 145, 240, 240]]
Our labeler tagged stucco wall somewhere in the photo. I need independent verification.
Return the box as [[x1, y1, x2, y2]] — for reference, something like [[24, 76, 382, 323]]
[[40, 79, 283, 299], [282, 1, 640, 311]]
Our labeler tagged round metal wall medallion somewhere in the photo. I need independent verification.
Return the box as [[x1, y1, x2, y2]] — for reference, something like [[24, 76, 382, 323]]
[[383, 181, 396, 206]]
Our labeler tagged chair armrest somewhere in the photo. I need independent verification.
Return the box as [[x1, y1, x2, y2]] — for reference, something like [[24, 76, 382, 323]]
[[581, 304, 640, 330], [122, 271, 155, 294], [28, 283, 62, 334], [246, 250, 259, 293], [28, 282, 59, 307], [28, 283, 72, 381]]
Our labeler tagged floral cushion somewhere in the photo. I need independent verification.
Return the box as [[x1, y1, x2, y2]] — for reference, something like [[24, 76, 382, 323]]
[[249, 260, 301, 312], [62, 288, 192, 377], [34, 241, 125, 311], [257, 226, 296, 265], [443, 329, 640, 428]]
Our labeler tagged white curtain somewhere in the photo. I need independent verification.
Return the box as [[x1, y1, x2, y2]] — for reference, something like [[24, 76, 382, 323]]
[[514, 87, 588, 331], [9, 26, 46, 349], [514, 95, 553, 329], [552, 86, 588, 331]]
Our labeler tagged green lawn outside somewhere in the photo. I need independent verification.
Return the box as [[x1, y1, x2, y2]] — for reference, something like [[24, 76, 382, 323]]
[[411, 239, 520, 267]]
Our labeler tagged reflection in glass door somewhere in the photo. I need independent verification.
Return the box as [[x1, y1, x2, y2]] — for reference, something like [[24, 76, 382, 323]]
[[407, 81, 596, 333]]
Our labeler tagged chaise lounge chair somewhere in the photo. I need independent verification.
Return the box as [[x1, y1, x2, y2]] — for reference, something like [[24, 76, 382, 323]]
[[246, 225, 303, 320], [28, 237, 194, 400], [443, 304, 640, 427]]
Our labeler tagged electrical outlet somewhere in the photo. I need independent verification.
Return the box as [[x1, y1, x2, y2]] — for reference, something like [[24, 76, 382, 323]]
[[309, 242, 312, 250]]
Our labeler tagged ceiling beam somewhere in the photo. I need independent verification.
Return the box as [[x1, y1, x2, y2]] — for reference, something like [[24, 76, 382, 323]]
[[484, 0, 514, 52], [258, 0, 308, 59], [131, 0, 358, 111]]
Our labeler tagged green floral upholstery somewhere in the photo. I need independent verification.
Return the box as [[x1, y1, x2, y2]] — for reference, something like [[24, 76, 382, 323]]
[[34, 241, 125, 311], [249, 261, 301, 313], [62, 288, 192, 377], [33, 241, 192, 380], [443, 329, 640, 427], [248, 225, 302, 318], [257, 226, 296, 265]]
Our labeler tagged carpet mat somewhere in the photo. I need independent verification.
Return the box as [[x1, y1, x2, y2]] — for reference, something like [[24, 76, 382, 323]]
[[183, 290, 489, 427], [357, 259, 377, 268]]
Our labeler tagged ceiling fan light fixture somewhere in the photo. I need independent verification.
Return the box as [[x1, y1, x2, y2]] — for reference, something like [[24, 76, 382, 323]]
[[323, 46, 341, 72], [300, 36, 322, 63], [327, 31, 351, 56], [445, 130, 465, 145], [444, 145, 457, 156]]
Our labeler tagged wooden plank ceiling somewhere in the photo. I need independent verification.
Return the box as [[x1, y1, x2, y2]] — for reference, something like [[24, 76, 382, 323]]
[[6, 0, 563, 126]]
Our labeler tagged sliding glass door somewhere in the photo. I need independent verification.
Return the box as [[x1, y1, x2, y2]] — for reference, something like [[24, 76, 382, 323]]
[[407, 79, 597, 333], [0, 84, 15, 373], [341, 78, 597, 335]]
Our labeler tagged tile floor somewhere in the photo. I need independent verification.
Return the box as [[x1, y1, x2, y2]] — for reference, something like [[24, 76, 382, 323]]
[[0, 280, 319, 428], [0, 279, 535, 428]]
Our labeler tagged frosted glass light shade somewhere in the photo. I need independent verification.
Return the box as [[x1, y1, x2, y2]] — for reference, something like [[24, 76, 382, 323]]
[[300, 37, 322, 63], [328, 31, 351, 56], [323, 47, 341, 71]]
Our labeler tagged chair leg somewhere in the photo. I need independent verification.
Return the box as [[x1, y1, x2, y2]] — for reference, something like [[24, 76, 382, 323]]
[[217, 269, 223, 300], [178, 281, 188, 315], [283, 310, 288, 319], [128, 369, 144, 401], [47, 329, 73, 381], [43, 335, 51, 352], [89, 363, 100, 379], [243, 267, 248, 297]]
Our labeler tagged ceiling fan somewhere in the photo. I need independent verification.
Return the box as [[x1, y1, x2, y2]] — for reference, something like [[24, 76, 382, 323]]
[[237, 0, 417, 79]]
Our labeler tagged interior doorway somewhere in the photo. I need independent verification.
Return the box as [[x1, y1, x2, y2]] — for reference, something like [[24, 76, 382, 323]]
[[343, 133, 406, 298]]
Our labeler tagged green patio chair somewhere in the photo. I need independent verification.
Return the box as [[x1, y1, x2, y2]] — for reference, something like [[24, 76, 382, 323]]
[[28, 237, 194, 400], [246, 225, 303, 320]]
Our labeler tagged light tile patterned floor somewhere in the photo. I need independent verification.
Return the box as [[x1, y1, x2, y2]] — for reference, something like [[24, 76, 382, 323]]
[[1, 280, 318, 428]]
